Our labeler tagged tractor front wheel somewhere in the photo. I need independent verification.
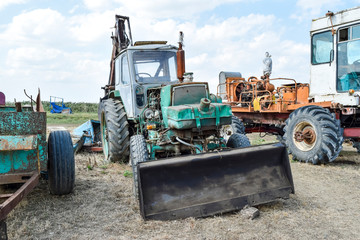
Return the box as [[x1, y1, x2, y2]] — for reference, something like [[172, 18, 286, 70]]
[[130, 135, 149, 200], [221, 115, 246, 141], [283, 105, 343, 164], [226, 133, 251, 148], [48, 130, 75, 195], [98, 99, 130, 163]]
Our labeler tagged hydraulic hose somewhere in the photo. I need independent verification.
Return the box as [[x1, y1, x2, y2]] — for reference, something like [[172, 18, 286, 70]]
[[175, 137, 202, 152]]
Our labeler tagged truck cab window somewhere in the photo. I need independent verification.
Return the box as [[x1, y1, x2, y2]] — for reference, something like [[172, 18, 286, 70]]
[[339, 28, 349, 42], [337, 25, 360, 91], [311, 31, 333, 64]]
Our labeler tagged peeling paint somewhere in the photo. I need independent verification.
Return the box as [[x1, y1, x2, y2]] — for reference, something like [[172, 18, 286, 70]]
[[0, 110, 47, 174]]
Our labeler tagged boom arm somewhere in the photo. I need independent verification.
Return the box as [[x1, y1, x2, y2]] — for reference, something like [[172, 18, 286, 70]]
[[107, 15, 133, 91]]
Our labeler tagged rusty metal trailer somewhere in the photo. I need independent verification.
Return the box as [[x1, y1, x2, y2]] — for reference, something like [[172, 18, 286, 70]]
[[0, 91, 75, 239]]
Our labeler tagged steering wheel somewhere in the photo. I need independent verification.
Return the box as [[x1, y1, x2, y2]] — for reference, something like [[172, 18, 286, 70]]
[[136, 72, 152, 78]]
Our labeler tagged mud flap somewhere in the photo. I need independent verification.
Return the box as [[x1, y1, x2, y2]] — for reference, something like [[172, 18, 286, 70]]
[[137, 143, 294, 220]]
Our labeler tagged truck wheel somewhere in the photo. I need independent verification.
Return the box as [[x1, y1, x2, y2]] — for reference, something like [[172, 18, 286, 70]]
[[283, 105, 343, 164], [48, 130, 75, 195], [221, 115, 246, 141], [98, 99, 130, 162], [130, 135, 149, 200], [227, 133, 251, 148]]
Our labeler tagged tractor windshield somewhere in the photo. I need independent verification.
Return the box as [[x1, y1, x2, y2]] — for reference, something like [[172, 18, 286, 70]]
[[337, 25, 360, 91], [133, 50, 177, 83]]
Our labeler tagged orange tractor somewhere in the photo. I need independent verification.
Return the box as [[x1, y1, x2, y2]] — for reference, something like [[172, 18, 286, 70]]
[[218, 73, 345, 165]]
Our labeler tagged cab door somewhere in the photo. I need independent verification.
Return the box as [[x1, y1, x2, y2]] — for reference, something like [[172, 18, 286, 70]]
[[310, 30, 337, 99], [116, 53, 134, 118]]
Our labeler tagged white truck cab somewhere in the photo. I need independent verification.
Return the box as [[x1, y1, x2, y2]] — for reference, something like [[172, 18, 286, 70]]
[[310, 7, 360, 106]]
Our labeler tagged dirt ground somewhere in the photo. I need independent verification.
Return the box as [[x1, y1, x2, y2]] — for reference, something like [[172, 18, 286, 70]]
[[5, 127, 360, 240]]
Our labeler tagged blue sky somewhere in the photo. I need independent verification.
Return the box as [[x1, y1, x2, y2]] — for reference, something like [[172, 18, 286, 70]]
[[1, 0, 359, 102]]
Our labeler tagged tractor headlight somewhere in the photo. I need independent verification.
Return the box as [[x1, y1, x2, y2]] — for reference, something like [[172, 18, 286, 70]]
[[144, 109, 154, 119]]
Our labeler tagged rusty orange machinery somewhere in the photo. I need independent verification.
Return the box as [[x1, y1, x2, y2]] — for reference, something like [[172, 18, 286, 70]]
[[217, 76, 332, 131]]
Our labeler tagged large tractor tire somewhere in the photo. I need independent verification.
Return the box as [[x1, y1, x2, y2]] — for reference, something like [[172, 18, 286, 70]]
[[226, 133, 251, 148], [283, 105, 343, 164], [98, 99, 130, 163], [48, 130, 75, 195], [221, 115, 246, 141], [130, 135, 149, 200]]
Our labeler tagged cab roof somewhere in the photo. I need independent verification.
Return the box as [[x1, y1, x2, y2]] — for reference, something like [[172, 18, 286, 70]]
[[311, 6, 360, 34]]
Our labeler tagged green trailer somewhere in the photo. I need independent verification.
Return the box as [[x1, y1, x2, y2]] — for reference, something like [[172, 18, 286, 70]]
[[0, 91, 75, 239]]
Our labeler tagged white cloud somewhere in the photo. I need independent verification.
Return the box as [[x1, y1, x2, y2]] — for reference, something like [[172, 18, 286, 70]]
[[0, 0, 27, 10], [6, 47, 62, 68], [2, 46, 107, 102], [116, 0, 234, 19], [0, 9, 67, 45], [0, 2, 311, 103], [291, 0, 343, 22], [0, 9, 110, 102], [82, 0, 254, 19], [83, 0, 112, 12], [128, 14, 310, 92], [69, 11, 115, 42]]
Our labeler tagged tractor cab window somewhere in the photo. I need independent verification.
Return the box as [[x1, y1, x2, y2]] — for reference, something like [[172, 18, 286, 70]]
[[311, 31, 333, 64], [337, 25, 360, 91], [121, 55, 131, 85], [133, 50, 177, 83]]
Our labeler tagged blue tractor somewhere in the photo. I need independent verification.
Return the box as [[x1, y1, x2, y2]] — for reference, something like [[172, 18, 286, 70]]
[[50, 96, 72, 114]]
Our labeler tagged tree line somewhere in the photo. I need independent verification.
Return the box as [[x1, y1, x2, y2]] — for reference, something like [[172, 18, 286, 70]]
[[7, 101, 99, 113]]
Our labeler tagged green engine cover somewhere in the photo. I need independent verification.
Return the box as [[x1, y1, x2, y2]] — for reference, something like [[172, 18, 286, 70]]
[[160, 82, 232, 130], [167, 103, 232, 129]]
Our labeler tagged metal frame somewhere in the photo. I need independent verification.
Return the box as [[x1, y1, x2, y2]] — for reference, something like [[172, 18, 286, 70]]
[[0, 172, 39, 221]]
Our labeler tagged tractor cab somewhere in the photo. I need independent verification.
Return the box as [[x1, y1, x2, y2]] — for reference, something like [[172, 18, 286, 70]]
[[310, 7, 360, 105], [113, 43, 179, 119]]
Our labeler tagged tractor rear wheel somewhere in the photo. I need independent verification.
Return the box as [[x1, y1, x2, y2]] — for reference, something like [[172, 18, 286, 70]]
[[48, 130, 75, 195], [227, 133, 251, 148], [130, 135, 149, 200], [221, 115, 246, 141], [283, 105, 343, 164], [98, 99, 130, 163]]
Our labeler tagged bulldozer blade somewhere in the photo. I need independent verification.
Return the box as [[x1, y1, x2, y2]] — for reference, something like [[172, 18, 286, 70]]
[[137, 143, 294, 220]]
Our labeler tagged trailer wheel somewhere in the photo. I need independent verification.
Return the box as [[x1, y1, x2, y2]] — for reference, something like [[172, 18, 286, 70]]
[[283, 105, 343, 164], [48, 130, 75, 195], [98, 99, 130, 163], [221, 115, 246, 141], [227, 133, 251, 148], [130, 135, 149, 200]]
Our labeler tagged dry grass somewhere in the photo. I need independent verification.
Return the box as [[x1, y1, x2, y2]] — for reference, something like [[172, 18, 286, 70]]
[[5, 134, 360, 240]]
